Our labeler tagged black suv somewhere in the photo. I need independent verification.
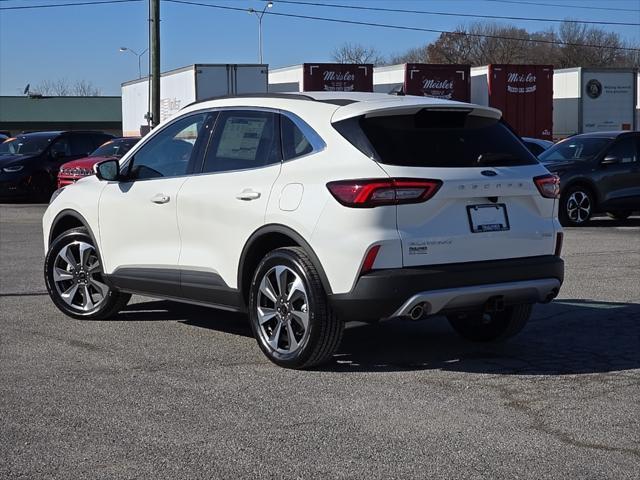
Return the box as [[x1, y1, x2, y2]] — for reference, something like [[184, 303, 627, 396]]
[[0, 131, 114, 202], [539, 131, 640, 226]]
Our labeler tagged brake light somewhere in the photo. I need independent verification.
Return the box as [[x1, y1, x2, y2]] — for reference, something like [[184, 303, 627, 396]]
[[326, 178, 442, 208], [534, 174, 560, 199], [360, 245, 381, 275]]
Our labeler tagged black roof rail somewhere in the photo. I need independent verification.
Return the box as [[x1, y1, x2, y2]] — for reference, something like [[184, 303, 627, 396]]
[[182, 92, 316, 110]]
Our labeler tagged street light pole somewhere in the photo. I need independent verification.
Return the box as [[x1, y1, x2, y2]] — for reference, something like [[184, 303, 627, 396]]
[[248, 1, 273, 64], [119, 47, 148, 79]]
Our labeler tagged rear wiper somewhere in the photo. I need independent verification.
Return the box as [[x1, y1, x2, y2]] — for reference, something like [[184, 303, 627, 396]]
[[477, 153, 522, 166]]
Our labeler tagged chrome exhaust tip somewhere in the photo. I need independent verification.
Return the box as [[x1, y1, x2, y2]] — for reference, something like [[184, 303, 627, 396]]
[[408, 303, 425, 320]]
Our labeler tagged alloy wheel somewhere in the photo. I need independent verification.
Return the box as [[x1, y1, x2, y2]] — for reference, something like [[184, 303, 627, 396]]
[[52, 241, 109, 312], [256, 265, 310, 355], [566, 191, 591, 223]]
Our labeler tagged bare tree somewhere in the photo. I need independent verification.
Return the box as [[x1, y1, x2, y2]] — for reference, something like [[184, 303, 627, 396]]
[[33, 79, 71, 96], [388, 45, 429, 64], [72, 79, 101, 96], [31, 78, 101, 96], [332, 42, 385, 65], [392, 21, 638, 68]]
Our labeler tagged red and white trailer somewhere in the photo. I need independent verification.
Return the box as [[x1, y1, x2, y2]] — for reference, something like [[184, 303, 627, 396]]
[[373, 63, 470, 101], [471, 64, 554, 140], [269, 63, 373, 92]]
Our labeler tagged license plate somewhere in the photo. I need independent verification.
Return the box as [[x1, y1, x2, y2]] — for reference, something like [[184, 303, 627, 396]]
[[467, 204, 510, 233]]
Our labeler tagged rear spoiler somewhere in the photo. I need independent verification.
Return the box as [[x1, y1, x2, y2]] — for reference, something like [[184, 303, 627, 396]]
[[331, 97, 502, 123]]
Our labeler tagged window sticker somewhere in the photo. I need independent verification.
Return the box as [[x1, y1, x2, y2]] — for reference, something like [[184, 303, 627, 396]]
[[216, 117, 267, 161]]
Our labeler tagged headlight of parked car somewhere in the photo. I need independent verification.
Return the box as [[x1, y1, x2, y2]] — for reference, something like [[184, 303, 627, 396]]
[[3, 165, 24, 173]]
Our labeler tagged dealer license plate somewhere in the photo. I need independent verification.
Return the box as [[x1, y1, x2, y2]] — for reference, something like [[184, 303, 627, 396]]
[[467, 204, 510, 233]]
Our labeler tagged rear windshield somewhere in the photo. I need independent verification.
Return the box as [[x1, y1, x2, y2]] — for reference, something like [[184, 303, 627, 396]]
[[334, 110, 538, 168]]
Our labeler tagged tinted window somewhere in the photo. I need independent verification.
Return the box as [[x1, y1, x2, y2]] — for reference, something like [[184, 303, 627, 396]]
[[0, 135, 54, 156], [129, 113, 207, 180], [281, 115, 313, 160], [50, 137, 71, 157], [524, 141, 545, 156], [92, 134, 114, 149], [539, 137, 611, 163], [202, 110, 280, 173], [91, 138, 138, 158], [70, 135, 95, 156], [334, 110, 537, 168], [606, 137, 637, 163]]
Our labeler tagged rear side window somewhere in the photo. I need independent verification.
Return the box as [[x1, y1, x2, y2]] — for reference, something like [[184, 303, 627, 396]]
[[281, 115, 313, 160], [334, 110, 538, 168]]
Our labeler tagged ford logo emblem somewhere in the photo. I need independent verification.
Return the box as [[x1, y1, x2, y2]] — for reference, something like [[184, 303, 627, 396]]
[[481, 170, 498, 177]]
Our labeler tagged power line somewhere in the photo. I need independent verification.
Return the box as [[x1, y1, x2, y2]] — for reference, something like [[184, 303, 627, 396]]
[[273, 0, 640, 27], [485, 0, 640, 12], [164, 0, 640, 52], [0, 0, 141, 10]]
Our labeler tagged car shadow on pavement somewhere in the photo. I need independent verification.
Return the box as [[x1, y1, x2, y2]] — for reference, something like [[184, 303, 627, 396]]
[[327, 299, 640, 374], [115, 300, 253, 338], [578, 216, 640, 228], [117, 298, 639, 375]]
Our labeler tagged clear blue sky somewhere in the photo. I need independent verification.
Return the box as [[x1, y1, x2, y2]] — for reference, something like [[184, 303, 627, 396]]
[[1, 0, 639, 96]]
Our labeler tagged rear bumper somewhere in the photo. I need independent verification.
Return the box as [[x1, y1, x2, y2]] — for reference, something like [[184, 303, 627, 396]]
[[328, 255, 564, 322]]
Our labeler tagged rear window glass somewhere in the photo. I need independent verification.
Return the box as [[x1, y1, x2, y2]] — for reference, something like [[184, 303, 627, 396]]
[[334, 110, 538, 168]]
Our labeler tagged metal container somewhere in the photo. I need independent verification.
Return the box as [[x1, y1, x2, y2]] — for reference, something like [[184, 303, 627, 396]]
[[269, 63, 373, 92], [471, 64, 554, 140], [374, 63, 470, 101], [553, 67, 637, 139], [121, 64, 268, 137]]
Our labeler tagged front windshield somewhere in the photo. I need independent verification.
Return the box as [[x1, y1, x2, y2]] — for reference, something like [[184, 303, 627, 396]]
[[539, 137, 611, 163], [91, 139, 137, 158], [0, 136, 53, 156]]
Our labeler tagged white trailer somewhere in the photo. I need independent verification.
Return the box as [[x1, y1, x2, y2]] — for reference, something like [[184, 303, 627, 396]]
[[121, 64, 268, 136], [553, 67, 637, 139]]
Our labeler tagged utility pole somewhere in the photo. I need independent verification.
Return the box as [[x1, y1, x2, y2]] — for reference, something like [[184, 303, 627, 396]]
[[150, 0, 160, 128]]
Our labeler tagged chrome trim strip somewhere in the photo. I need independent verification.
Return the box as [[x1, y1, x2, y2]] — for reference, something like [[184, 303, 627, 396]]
[[389, 278, 561, 318]]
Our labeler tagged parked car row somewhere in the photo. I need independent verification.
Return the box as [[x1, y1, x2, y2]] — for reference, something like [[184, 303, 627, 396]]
[[57, 137, 139, 188], [1, 121, 636, 227], [0, 131, 138, 202]]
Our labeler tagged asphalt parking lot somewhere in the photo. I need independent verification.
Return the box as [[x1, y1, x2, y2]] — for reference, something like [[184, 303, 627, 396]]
[[1, 204, 638, 479]]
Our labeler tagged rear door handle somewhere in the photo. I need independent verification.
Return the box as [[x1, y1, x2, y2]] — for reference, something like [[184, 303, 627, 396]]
[[151, 193, 170, 204], [236, 189, 261, 201]]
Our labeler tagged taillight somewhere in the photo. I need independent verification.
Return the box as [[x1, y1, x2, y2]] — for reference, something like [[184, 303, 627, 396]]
[[534, 174, 560, 199], [326, 178, 442, 208]]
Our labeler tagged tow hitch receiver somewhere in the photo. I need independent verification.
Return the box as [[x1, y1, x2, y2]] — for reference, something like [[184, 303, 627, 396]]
[[485, 295, 505, 313]]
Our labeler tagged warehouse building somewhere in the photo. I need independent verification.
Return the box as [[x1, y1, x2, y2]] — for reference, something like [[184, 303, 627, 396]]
[[0, 96, 122, 137]]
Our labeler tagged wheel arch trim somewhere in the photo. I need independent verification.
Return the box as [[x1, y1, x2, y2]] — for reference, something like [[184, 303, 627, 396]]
[[238, 224, 333, 301], [562, 178, 600, 205], [49, 209, 99, 247]]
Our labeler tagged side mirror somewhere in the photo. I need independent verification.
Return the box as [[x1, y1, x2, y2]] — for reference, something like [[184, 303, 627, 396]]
[[51, 150, 66, 160], [602, 155, 621, 165], [95, 159, 119, 181]]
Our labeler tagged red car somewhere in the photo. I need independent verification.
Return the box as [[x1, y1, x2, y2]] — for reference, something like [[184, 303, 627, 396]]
[[57, 137, 139, 188]]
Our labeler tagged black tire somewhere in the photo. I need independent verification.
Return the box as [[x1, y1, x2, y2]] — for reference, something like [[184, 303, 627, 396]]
[[447, 304, 532, 342], [559, 186, 594, 227], [44, 227, 130, 320], [606, 211, 631, 220], [248, 246, 343, 369]]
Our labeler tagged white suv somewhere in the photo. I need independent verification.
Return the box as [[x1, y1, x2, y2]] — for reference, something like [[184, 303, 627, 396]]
[[43, 92, 564, 369]]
